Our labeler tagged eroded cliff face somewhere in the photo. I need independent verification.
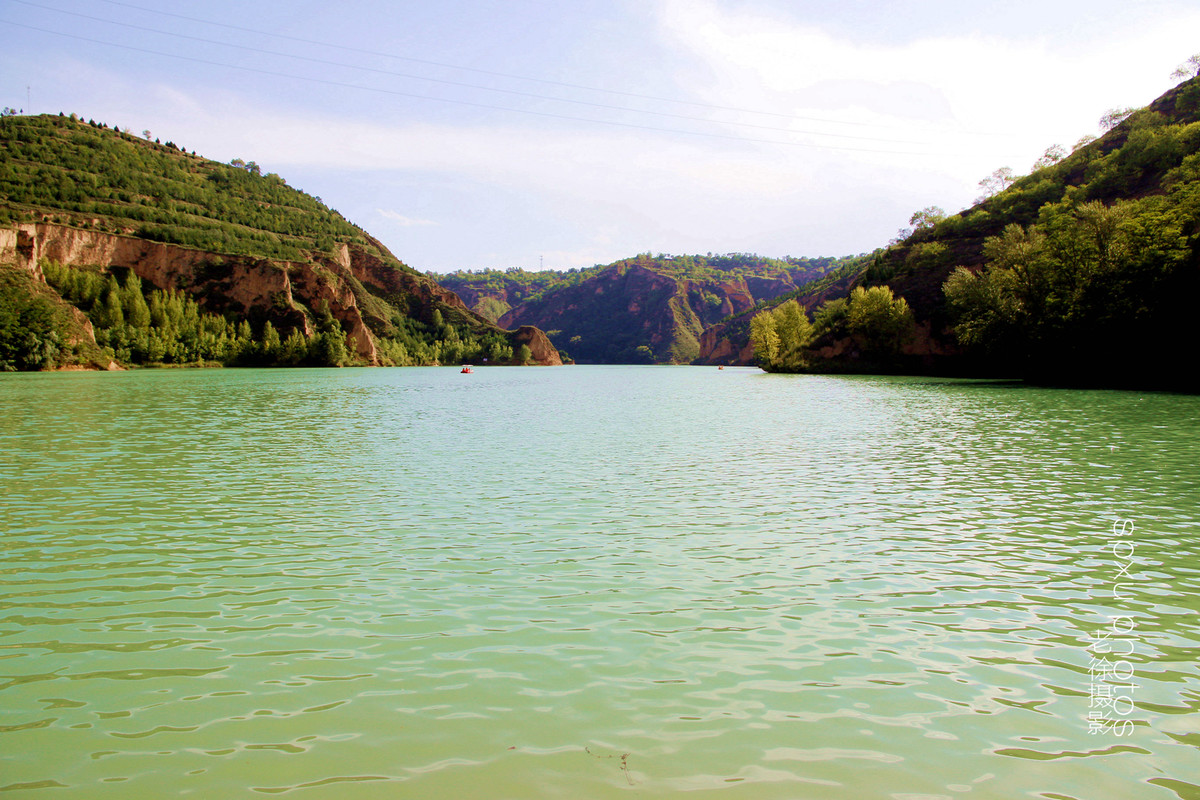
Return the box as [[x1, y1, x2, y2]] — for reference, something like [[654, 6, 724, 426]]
[[511, 326, 563, 366], [2, 224, 561, 366], [497, 264, 764, 363], [4, 222, 343, 343], [696, 324, 756, 365], [442, 283, 513, 321], [695, 265, 866, 366]]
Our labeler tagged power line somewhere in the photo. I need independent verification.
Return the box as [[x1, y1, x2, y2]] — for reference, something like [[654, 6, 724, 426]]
[[8, 0, 941, 146], [2, 18, 985, 157], [88, 0, 987, 135]]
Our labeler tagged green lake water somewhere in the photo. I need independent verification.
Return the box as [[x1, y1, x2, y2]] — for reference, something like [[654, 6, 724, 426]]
[[1, 365, 1199, 799]]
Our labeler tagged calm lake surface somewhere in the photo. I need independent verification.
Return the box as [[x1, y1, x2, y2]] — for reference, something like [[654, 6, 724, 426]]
[[2, 365, 1199, 799]]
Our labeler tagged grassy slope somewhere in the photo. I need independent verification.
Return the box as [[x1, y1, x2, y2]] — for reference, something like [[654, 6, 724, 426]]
[[0, 113, 391, 264], [0, 113, 548, 369]]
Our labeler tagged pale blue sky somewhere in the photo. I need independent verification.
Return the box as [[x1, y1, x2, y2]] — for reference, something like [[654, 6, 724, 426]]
[[2, 0, 1197, 271]]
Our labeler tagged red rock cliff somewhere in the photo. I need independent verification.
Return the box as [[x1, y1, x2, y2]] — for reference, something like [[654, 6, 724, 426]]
[[2, 223, 562, 366]]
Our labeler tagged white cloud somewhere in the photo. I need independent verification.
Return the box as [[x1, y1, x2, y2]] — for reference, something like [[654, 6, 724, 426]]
[[377, 209, 438, 227], [23, 7, 1200, 270], [653, 0, 1200, 171]]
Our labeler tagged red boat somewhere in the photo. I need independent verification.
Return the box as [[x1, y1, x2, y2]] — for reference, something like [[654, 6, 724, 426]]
[[460, 364, 473, 374]]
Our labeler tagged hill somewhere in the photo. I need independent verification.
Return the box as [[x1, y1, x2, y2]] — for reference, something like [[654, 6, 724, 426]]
[[694, 255, 872, 364], [441, 253, 856, 363], [434, 267, 582, 323], [740, 75, 1200, 390], [0, 113, 560, 370]]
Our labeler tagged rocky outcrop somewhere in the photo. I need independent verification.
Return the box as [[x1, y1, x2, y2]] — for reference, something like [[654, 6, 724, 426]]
[[1, 223, 562, 366], [696, 323, 755, 365], [511, 326, 563, 366], [2, 221, 364, 351], [338, 238, 473, 316], [498, 265, 682, 362], [443, 283, 513, 320], [484, 255, 849, 364]]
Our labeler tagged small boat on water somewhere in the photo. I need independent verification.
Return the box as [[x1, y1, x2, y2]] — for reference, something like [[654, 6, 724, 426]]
[[460, 364, 474, 374]]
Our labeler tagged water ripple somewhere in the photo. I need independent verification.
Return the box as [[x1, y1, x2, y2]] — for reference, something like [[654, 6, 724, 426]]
[[0, 367, 1198, 798]]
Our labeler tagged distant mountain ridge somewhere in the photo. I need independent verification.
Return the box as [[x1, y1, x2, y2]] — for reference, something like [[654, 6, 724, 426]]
[[439, 253, 858, 363]]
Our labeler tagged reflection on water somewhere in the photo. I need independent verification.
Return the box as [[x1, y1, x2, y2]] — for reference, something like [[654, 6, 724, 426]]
[[1, 366, 1198, 798]]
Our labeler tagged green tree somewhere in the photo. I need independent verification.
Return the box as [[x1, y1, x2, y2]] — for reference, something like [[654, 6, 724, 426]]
[[942, 265, 1024, 354], [261, 321, 281, 361], [312, 329, 348, 366], [280, 329, 309, 365], [977, 167, 1016, 203], [749, 308, 779, 366], [772, 299, 814, 369], [847, 285, 915, 356], [909, 206, 946, 231], [749, 299, 813, 371], [307, 300, 349, 366], [516, 343, 533, 365], [943, 193, 1192, 381], [487, 340, 511, 363], [812, 297, 849, 338], [0, 282, 68, 371], [93, 275, 124, 329], [122, 273, 151, 329]]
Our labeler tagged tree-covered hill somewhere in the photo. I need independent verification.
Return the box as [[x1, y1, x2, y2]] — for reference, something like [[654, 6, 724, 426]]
[[440, 252, 857, 363], [435, 267, 587, 323], [0, 112, 559, 370], [876, 74, 1200, 388], [743, 74, 1200, 390], [0, 112, 371, 262]]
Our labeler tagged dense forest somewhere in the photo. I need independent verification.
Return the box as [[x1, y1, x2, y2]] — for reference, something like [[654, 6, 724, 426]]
[[749, 72, 1200, 390], [0, 113, 553, 370]]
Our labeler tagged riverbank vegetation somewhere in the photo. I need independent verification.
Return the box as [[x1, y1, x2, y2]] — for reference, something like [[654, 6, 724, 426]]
[[0, 265, 96, 370], [37, 259, 352, 367], [936, 119, 1200, 388], [750, 286, 915, 372], [745, 69, 1200, 390], [0, 260, 523, 371]]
